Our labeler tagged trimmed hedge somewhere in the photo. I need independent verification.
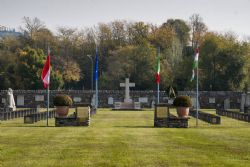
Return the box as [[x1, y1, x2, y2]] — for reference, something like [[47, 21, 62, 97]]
[[53, 94, 73, 106], [173, 96, 192, 107]]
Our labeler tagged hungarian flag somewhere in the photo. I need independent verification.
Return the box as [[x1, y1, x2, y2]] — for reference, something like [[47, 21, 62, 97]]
[[191, 48, 199, 81], [155, 52, 160, 84], [41, 50, 50, 88]]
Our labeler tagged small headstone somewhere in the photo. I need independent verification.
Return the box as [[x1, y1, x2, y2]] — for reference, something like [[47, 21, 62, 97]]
[[2, 98, 6, 104], [108, 97, 114, 105], [73, 97, 82, 102], [36, 105, 40, 112], [209, 98, 215, 104], [139, 97, 148, 103], [191, 97, 200, 109], [151, 100, 155, 109], [17, 95, 24, 106], [245, 94, 250, 106], [35, 95, 44, 101], [114, 102, 121, 109], [168, 99, 174, 104], [240, 93, 246, 112], [134, 102, 141, 110], [224, 98, 230, 110], [91, 95, 96, 108]]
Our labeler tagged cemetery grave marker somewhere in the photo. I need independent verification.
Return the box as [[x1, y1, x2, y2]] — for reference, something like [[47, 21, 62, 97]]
[[17, 95, 24, 106], [108, 97, 114, 105], [113, 78, 141, 110], [35, 95, 44, 101]]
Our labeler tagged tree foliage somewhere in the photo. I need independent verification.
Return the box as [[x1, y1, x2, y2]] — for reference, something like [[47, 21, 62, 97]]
[[0, 15, 249, 91]]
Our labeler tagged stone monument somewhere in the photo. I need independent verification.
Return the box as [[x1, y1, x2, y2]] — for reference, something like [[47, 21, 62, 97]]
[[240, 92, 250, 113], [113, 78, 141, 110], [6, 88, 16, 111]]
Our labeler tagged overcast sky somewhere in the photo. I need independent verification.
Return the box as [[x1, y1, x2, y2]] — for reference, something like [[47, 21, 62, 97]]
[[1, 0, 250, 39]]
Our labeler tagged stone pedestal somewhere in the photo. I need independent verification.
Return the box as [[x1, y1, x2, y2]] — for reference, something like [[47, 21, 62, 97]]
[[154, 104, 189, 128]]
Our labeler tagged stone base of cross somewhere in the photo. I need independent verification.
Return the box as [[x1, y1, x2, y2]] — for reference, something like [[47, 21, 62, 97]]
[[120, 78, 135, 103]]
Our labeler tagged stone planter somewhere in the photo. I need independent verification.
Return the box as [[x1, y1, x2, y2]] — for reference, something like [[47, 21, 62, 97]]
[[176, 107, 189, 118], [55, 106, 69, 117]]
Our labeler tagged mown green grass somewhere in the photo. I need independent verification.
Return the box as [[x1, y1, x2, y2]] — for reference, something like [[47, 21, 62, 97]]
[[0, 109, 249, 167]]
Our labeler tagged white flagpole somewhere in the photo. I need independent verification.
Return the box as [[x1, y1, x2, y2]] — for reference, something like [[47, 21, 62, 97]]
[[95, 46, 98, 108], [47, 85, 49, 126], [47, 46, 50, 127], [196, 49, 199, 127], [96, 79, 98, 108], [157, 47, 160, 104]]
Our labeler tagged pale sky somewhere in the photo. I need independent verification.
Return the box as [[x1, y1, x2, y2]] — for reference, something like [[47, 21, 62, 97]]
[[1, 0, 250, 39]]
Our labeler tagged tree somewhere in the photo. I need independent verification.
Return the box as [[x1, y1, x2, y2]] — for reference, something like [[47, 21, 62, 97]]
[[189, 14, 207, 48], [0, 50, 18, 89], [20, 17, 45, 45], [128, 22, 150, 45], [162, 19, 190, 47], [199, 32, 249, 90], [16, 47, 64, 89], [111, 21, 128, 46]]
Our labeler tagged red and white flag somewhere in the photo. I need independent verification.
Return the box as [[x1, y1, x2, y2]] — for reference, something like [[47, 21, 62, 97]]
[[41, 50, 50, 88]]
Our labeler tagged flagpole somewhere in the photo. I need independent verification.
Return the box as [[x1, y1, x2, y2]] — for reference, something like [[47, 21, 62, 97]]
[[96, 78, 98, 108], [196, 49, 199, 127], [95, 46, 98, 109], [47, 85, 49, 126], [157, 47, 160, 104]]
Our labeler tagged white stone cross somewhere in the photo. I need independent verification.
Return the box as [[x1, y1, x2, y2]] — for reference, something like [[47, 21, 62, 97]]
[[120, 78, 135, 103]]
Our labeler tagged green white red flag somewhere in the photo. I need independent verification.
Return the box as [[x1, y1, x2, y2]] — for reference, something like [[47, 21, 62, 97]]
[[191, 48, 199, 82], [155, 53, 160, 84]]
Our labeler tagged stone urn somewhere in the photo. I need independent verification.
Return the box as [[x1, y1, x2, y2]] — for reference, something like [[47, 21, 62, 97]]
[[173, 96, 192, 118], [176, 107, 190, 118], [55, 106, 69, 117], [53, 94, 73, 117]]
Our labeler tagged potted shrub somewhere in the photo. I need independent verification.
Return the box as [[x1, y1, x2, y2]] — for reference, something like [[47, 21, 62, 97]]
[[173, 95, 192, 118], [53, 94, 73, 117]]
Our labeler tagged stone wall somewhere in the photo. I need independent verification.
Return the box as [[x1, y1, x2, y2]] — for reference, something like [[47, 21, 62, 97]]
[[0, 90, 244, 109]]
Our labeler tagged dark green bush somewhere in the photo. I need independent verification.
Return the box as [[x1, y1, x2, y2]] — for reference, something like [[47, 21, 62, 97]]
[[53, 94, 73, 106], [173, 96, 192, 107]]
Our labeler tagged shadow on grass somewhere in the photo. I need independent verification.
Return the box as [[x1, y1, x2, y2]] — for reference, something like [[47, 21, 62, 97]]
[[113, 125, 154, 128]]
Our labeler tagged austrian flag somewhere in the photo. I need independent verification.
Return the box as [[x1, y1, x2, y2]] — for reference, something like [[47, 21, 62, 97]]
[[41, 51, 50, 88]]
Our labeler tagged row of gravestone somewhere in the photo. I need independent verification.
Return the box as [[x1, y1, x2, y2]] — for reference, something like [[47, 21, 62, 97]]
[[2, 88, 250, 109], [189, 109, 221, 124], [216, 108, 250, 122], [0, 108, 38, 121], [24, 110, 56, 124]]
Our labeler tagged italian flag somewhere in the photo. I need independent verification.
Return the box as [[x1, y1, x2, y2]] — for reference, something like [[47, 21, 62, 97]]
[[41, 50, 50, 88], [191, 48, 199, 81], [155, 53, 160, 84]]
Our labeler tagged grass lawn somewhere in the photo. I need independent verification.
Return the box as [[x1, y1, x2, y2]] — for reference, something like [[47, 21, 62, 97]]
[[0, 109, 249, 167]]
